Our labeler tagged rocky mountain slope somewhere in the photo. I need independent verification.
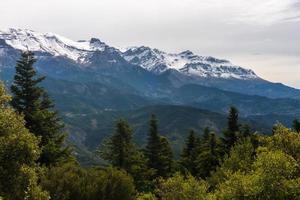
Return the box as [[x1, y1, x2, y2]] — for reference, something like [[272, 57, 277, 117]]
[[123, 46, 258, 79]]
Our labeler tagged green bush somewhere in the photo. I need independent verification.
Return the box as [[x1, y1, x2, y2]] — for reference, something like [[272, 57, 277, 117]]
[[156, 173, 215, 200], [41, 163, 135, 200], [0, 83, 49, 200]]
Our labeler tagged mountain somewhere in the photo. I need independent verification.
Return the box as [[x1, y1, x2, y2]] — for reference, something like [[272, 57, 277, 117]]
[[1, 28, 300, 100], [122, 46, 300, 99], [0, 28, 300, 163], [123, 46, 258, 79], [1, 28, 300, 117], [0, 28, 109, 62], [0, 28, 170, 97]]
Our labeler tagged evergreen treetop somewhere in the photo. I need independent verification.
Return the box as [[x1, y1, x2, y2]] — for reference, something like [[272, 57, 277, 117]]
[[180, 130, 199, 176], [197, 132, 223, 178], [145, 114, 161, 170], [227, 106, 239, 134], [145, 114, 173, 178], [11, 51, 70, 166], [223, 106, 240, 152], [11, 51, 45, 129], [99, 119, 134, 170]]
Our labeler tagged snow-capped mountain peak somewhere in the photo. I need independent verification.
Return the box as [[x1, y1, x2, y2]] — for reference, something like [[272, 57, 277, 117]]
[[122, 46, 258, 80], [0, 28, 108, 62], [0, 28, 258, 80]]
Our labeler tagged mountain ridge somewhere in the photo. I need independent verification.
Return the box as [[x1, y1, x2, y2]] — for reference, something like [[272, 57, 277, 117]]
[[122, 46, 258, 80], [1, 28, 300, 100], [0, 28, 259, 80]]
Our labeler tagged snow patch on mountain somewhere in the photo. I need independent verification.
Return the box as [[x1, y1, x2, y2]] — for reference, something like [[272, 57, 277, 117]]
[[0, 28, 107, 62], [122, 46, 258, 80]]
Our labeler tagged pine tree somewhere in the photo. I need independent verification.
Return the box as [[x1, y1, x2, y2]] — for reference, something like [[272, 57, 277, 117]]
[[180, 130, 199, 176], [228, 107, 239, 133], [11, 51, 70, 166], [159, 137, 173, 177], [144, 114, 173, 178], [38, 92, 71, 165], [99, 119, 134, 170], [196, 133, 223, 178], [11, 51, 45, 130], [99, 119, 153, 191], [145, 114, 162, 175], [293, 119, 300, 133], [223, 106, 240, 152]]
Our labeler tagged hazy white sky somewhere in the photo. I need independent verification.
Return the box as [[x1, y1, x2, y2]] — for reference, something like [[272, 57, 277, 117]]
[[1, 0, 300, 88]]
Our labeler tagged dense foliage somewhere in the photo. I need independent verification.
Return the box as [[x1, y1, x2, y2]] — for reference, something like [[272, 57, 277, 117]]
[[99, 107, 300, 199], [0, 83, 49, 199], [41, 163, 135, 200]]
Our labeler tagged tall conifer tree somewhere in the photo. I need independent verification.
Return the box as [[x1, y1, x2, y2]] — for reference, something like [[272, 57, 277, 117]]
[[196, 133, 223, 178], [99, 119, 134, 170], [180, 130, 199, 176], [227, 107, 239, 133], [145, 114, 162, 173], [145, 114, 173, 178], [223, 106, 240, 152], [99, 119, 154, 191], [11, 51, 70, 166], [159, 137, 173, 177], [11, 51, 45, 130]]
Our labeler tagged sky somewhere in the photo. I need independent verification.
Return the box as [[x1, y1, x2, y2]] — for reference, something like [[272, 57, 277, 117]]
[[0, 0, 300, 88]]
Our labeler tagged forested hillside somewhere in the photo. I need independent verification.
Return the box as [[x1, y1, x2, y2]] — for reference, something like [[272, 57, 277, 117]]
[[0, 51, 300, 199]]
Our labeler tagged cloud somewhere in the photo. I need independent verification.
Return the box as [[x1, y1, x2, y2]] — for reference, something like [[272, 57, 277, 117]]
[[282, 15, 300, 22], [204, 0, 300, 25]]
